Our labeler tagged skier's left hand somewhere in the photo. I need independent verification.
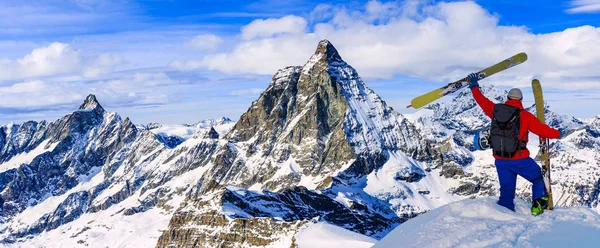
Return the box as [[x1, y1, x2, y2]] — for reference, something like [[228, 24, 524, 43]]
[[558, 129, 566, 139], [468, 73, 479, 89]]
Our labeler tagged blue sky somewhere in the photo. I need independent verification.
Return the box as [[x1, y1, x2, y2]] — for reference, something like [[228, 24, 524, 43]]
[[0, 0, 599, 125]]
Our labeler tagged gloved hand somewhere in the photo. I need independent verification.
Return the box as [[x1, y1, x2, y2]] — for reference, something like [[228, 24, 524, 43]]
[[558, 129, 566, 139], [468, 73, 480, 89]]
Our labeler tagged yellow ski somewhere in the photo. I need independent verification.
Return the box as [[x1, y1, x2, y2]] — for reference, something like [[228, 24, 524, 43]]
[[407, 53, 528, 109], [532, 79, 554, 210]]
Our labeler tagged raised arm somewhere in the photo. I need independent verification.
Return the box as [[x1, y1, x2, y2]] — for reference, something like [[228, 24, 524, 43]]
[[468, 73, 494, 118], [525, 112, 561, 139]]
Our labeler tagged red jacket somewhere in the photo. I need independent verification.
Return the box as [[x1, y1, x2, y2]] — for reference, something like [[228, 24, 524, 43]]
[[471, 87, 560, 160]]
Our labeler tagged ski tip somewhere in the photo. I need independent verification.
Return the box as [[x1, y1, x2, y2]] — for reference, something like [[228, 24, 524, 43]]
[[532, 78, 540, 84], [513, 52, 528, 61]]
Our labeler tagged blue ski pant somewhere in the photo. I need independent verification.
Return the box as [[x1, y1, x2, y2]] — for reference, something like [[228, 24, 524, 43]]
[[495, 158, 546, 211]]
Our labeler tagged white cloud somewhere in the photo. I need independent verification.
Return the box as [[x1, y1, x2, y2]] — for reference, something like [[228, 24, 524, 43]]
[[201, 36, 317, 74], [0, 80, 84, 108], [1, 43, 82, 79], [103, 72, 177, 92], [241, 15, 308, 40], [0, 42, 124, 80], [229, 88, 263, 96], [83, 53, 124, 78], [365, 0, 401, 21], [309, 4, 334, 22], [567, 0, 600, 14], [0, 71, 179, 111], [190, 1, 600, 91], [188, 34, 223, 51]]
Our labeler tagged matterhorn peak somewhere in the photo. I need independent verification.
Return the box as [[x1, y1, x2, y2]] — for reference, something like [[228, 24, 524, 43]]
[[313, 39, 343, 63], [78, 94, 105, 114]]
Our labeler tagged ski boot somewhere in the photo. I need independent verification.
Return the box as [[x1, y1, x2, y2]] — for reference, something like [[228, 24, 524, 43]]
[[531, 196, 549, 216]]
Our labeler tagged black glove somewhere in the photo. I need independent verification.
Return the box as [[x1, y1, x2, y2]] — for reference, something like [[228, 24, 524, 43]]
[[468, 73, 479, 89]]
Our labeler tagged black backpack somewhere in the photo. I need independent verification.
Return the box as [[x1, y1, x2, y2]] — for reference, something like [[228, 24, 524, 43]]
[[490, 104, 527, 158]]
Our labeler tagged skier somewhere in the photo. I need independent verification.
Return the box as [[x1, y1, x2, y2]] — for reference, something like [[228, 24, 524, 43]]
[[468, 73, 564, 215]]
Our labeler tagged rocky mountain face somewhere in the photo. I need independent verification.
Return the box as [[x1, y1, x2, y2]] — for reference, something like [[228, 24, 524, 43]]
[[0, 40, 598, 247], [0, 95, 138, 220], [203, 40, 430, 192], [157, 40, 441, 247], [0, 95, 228, 246]]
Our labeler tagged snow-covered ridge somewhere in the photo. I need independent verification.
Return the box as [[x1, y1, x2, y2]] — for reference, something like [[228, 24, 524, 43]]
[[141, 117, 235, 139], [186, 117, 234, 129], [0, 93, 226, 246], [0, 140, 58, 174], [375, 197, 600, 248], [140, 117, 235, 148]]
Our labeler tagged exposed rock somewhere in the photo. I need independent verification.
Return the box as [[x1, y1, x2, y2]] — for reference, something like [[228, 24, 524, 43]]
[[78, 94, 105, 116], [204, 127, 219, 139], [440, 163, 464, 178]]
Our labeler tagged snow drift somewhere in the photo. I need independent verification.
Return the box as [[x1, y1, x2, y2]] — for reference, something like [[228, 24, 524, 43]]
[[374, 197, 600, 248], [295, 222, 376, 248]]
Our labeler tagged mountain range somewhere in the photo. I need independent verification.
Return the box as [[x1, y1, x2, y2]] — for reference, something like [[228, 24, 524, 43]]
[[0, 40, 598, 247]]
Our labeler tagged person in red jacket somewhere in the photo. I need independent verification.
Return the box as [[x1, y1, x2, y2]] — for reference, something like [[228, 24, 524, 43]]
[[468, 73, 563, 215]]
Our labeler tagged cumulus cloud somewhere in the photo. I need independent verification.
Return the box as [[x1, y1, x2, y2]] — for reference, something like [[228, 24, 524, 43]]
[[0, 42, 124, 80], [241, 15, 308, 40], [188, 34, 223, 51], [0, 71, 179, 114], [187, 0, 600, 90], [0, 43, 82, 79], [567, 0, 600, 14], [0, 80, 84, 108], [83, 53, 124, 78]]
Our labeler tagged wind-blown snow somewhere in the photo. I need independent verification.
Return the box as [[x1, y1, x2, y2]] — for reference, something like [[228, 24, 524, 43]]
[[295, 222, 376, 248], [374, 197, 600, 248]]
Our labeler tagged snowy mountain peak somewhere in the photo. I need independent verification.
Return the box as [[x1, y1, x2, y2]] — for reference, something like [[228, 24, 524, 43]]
[[312, 39, 343, 64], [188, 117, 235, 129], [218, 116, 233, 124], [78, 94, 105, 114]]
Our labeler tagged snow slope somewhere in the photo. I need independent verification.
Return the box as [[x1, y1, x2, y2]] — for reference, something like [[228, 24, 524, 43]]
[[0, 140, 58, 174], [295, 222, 376, 248], [374, 197, 600, 248]]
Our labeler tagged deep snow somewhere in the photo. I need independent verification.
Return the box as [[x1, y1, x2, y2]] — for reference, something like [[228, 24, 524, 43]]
[[374, 197, 600, 248], [295, 222, 377, 248]]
